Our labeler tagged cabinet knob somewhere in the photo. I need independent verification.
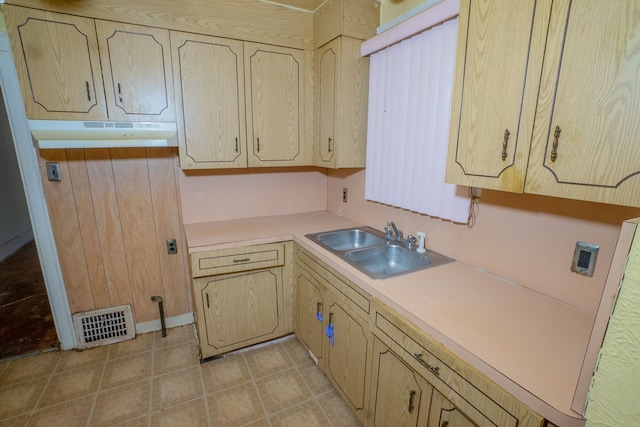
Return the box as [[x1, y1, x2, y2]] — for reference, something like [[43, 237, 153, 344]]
[[550, 125, 561, 162], [501, 129, 510, 161]]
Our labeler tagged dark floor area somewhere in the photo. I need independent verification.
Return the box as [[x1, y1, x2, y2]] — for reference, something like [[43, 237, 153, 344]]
[[0, 241, 58, 359]]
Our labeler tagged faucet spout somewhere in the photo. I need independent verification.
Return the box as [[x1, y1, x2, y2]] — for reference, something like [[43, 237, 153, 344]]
[[387, 220, 403, 240]]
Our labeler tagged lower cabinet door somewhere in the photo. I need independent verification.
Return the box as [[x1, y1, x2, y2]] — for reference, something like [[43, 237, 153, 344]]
[[429, 389, 478, 427], [326, 299, 370, 424], [370, 338, 432, 427], [295, 268, 325, 363], [194, 267, 283, 359]]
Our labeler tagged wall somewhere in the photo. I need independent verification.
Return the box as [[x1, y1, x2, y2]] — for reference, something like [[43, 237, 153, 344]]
[[585, 222, 640, 425], [0, 86, 32, 261], [327, 169, 640, 314], [179, 167, 328, 224], [380, 0, 432, 25], [38, 148, 190, 323]]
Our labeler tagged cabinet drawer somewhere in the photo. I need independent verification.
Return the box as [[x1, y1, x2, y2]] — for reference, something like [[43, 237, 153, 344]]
[[372, 300, 544, 427], [191, 242, 285, 277]]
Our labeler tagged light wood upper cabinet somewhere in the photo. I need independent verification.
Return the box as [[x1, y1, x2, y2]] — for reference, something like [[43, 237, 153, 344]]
[[4, 7, 108, 120], [172, 32, 247, 169], [4, 5, 175, 122], [447, 0, 640, 207], [524, 0, 640, 207], [314, 36, 368, 168], [244, 42, 310, 167], [446, 0, 551, 193], [96, 22, 175, 122]]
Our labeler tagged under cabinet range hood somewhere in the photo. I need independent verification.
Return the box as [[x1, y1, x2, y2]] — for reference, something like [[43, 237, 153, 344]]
[[29, 120, 178, 149]]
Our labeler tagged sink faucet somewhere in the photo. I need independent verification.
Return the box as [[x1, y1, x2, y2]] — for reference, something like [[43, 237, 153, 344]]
[[386, 220, 403, 241]]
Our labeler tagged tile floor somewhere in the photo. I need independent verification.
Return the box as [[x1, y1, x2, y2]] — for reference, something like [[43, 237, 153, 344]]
[[0, 325, 362, 427]]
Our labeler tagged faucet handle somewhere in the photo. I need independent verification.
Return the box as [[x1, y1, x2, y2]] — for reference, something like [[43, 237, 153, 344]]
[[384, 226, 392, 239], [406, 235, 416, 248]]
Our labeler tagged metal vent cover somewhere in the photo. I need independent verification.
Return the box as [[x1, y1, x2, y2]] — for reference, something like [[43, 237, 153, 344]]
[[72, 305, 135, 349]]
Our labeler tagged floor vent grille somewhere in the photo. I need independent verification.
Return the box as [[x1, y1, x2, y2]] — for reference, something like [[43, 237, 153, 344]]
[[73, 305, 135, 348]]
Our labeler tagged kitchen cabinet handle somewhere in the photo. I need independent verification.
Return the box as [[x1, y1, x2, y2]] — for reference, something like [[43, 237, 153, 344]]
[[408, 390, 416, 413], [117, 83, 123, 103], [414, 353, 440, 376], [205, 293, 210, 308], [550, 125, 561, 162], [501, 129, 510, 161], [328, 137, 333, 153], [235, 137, 239, 153], [256, 137, 261, 152], [85, 81, 91, 101], [233, 257, 250, 263]]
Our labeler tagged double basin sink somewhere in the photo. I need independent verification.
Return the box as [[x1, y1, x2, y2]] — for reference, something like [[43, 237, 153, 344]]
[[306, 226, 453, 280]]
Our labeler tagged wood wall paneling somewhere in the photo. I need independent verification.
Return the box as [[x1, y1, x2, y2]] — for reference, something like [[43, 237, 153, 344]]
[[147, 148, 191, 317], [39, 149, 189, 324], [64, 149, 110, 309], [84, 149, 134, 309], [39, 150, 96, 313]]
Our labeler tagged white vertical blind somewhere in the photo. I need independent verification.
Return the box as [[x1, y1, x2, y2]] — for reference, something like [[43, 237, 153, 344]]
[[364, 18, 470, 223]]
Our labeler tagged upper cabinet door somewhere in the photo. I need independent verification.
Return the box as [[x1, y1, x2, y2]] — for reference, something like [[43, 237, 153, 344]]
[[446, 0, 552, 192], [5, 7, 108, 120], [525, 0, 640, 207], [317, 40, 338, 166], [244, 43, 307, 167], [171, 32, 247, 169], [96, 21, 175, 122]]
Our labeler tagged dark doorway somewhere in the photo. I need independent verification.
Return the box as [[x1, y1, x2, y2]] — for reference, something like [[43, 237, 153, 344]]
[[0, 86, 59, 359]]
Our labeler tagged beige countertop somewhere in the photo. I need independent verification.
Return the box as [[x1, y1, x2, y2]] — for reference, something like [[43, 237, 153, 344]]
[[184, 211, 593, 427]]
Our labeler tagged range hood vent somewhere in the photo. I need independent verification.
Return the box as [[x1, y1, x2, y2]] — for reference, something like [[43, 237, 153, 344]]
[[29, 120, 178, 149]]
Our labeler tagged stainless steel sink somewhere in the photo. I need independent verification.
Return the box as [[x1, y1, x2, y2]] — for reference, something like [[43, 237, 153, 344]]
[[313, 228, 386, 251], [306, 227, 453, 280]]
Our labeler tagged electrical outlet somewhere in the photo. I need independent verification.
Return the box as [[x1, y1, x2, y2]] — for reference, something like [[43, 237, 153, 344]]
[[342, 187, 348, 203], [46, 162, 61, 181], [571, 242, 599, 277], [166, 239, 178, 255]]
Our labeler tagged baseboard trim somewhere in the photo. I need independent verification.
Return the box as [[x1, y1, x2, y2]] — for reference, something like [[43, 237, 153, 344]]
[[135, 312, 194, 335]]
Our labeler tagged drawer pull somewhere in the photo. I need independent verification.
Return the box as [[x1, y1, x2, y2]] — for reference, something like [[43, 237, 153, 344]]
[[233, 257, 250, 263], [408, 390, 416, 413], [414, 353, 440, 376]]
